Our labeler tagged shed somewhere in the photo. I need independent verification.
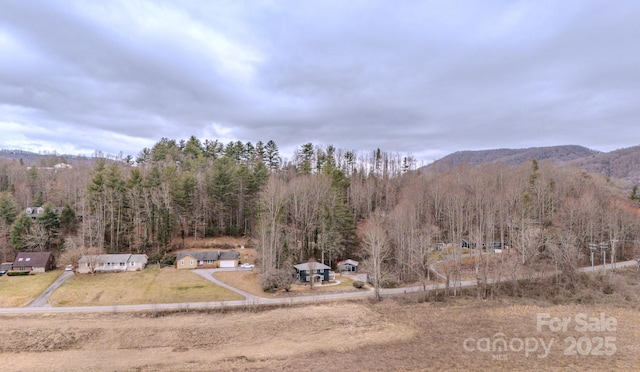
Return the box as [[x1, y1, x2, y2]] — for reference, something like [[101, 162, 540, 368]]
[[337, 259, 359, 272]]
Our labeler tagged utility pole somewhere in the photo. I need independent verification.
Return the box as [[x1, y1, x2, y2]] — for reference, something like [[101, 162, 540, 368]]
[[600, 242, 609, 275], [611, 239, 618, 271], [589, 243, 597, 272]]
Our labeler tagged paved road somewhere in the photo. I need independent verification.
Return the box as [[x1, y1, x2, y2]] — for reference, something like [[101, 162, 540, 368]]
[[26, 270, 74, 307], [1, 260, 637, 315]]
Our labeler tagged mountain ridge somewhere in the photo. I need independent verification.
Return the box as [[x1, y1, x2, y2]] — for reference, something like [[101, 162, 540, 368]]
[[422, 144, 640, 189]]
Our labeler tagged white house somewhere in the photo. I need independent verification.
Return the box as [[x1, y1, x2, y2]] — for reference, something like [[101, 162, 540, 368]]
[[77, 254, 148, 273]]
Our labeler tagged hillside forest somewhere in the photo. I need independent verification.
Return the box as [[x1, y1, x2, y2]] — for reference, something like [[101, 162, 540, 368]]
[[1, 137, 640, 292]]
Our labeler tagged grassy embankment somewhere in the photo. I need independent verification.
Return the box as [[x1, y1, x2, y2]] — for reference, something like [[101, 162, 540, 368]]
[[49, 267, 243, 306], [0, 270, 62, 307]]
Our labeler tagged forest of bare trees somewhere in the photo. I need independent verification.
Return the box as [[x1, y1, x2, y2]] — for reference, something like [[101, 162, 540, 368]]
[[1, 137, 639, 293]]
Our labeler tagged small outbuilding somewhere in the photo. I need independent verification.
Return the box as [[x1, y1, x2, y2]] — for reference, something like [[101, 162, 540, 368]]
[[462, 239, 477, 249], [337, 259, 359, 272]]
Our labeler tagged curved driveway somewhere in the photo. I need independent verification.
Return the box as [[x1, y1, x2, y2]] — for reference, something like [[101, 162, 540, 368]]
[[1, 260, 637, 314], [192, 268, 261, 302], [26, 270, 74, 307]]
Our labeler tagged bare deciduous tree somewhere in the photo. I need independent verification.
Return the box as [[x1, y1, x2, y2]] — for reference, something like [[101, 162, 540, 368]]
[[362, 214, 390, 300], [256, 177, 286, 272]]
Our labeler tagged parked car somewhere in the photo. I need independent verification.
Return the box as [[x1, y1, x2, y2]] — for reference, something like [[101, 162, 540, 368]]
[[0, 270, 7, 276], [240, 263, 254, 270], [65, 265, 74, 271]]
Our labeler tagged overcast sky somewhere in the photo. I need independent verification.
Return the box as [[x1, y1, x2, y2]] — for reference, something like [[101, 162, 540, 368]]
[[1, 1, 639, 163]]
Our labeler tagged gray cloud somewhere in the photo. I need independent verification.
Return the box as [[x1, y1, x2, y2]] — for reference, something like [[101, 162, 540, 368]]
[[1, 1, 639, 161]]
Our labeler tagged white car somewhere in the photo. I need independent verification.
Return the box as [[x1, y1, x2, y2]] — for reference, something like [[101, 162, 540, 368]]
[[65, 265, 74, 271], [240, 263, 254, 270]]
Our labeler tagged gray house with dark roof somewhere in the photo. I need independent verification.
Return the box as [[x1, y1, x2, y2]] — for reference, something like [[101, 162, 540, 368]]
[[294, 262, 331, 283], [25, 206, 45, 220]]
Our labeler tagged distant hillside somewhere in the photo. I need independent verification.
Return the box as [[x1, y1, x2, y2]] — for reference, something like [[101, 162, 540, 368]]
[[0, 149, 94, 167], [424, 145, 600, 171], [570, 145, 640, 189], [422, 144, 640, 190], [0, 149, 41, 162]]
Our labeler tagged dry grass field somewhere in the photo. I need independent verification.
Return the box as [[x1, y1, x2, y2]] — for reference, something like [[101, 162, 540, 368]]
[[1, 296, 638, 371], [178, 236, 251, 250], [213, 269, 267, 297], [49, 267, 243, 306], [0, 270, 62, 307], [2, 256, 640, 371], [437, 249, 548, 282]]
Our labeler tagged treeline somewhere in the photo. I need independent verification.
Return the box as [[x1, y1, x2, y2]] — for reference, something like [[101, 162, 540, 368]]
[[1, 137, 639, 292], [369, 160, 640, 295], [0, 137, 414, 263], [257, 156, 640, 293]]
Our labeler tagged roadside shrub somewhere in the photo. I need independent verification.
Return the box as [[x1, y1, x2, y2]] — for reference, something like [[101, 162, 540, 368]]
[[7, 271, 30, 276], [380, 278, 399, 288], [160, 253, 176, 266], [352, 280, 365, 289], [148, 253, 176, 267]]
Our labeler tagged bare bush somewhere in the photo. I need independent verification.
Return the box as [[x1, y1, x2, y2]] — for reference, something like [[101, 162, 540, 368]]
[[259, 269, 294, 292], [352, 280, 365, 289]]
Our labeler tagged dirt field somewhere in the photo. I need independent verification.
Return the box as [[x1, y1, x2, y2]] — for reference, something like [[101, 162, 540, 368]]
[[1, 296, 638, 371]]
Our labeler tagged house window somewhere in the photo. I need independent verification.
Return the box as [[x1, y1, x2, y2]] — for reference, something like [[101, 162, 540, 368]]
[[18, 258, 23, 262], [189, 260, 194, 265], [180, 260, 185, 266], [130, 262, 134, 266], [26, 258, 31, 262]]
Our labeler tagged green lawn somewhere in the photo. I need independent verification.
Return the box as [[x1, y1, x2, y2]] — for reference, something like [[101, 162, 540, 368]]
[[0, 270, 62, 308], [49, 267, 243, 306]]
